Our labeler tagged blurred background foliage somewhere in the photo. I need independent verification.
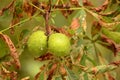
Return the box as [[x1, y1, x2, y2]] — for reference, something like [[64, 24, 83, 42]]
[[0, 0, 120, 80]]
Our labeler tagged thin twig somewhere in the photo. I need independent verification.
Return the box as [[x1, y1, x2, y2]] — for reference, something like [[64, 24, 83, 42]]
[[0, 13, 38, 33], [51, 7, 82, 11], [29, 1, 82, 11], [0, 18, 30, 33]]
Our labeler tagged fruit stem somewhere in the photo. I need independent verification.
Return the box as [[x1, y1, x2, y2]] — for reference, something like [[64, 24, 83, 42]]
[[45, 11, 51, 36], [44, 0, 51, 36]]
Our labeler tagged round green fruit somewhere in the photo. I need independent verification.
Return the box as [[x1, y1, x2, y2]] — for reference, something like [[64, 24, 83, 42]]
[[48, 33, 71, 56], [27, 31, 47, 57]]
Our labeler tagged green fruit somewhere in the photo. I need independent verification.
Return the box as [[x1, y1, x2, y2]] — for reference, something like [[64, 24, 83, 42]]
[[27, 31, 47, 57], [102, 28, 120, 44], [48, 33, 71, 56]]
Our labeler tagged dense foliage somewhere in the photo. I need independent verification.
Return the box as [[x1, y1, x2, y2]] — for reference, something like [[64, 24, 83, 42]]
[[0, 0, 120, 80]]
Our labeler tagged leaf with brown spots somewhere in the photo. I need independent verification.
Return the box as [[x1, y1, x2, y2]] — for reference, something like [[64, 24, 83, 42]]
[[10, 18, 20, 34], [0, 66, 18, 80], [47, 63, 57, 80], [51, 26, 72, 37], [23, 0, 39, 17], [107, 73, 115, 80], [92, 0, 109, 12], [34, 72, 41, 80], [101, 34, 120, 56], [59, 65, 67, 76], [70, 0, 79, 6], [83, 0, 93, 6], [70, 18, 80, 30], [0, 34, 21, 69], [0, 0, 15, 16], [87, 65, 117, 75], [110, 60, 120, 67], [34, 64, 47, 80], [60, 3, 73, 18], [34, 53, 53, 61], [9, 0, 23, 34]]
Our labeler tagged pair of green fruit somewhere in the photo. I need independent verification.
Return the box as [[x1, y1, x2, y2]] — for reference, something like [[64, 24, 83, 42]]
[[27, 31, 71, 57]]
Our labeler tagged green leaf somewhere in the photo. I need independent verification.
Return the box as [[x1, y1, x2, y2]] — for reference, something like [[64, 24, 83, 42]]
[[83, 73, 89, 80], [15, 0, 23, 7], [78, 0, 83, 6], [80, 51, 87, 65], [68, 29, 75, 35], [74, 9, 87, 32], [50, 11, 68, 27], [115, 24, 120, 32], [95, 42, 113, 64], [39, 71, 44, 80], [76, 27, 83, 34], [73, 9, 86, 19], [102, 28, 120, 44], [54, 76, 63, 80], [64, 65, 79, 80], [92, 34, 100, 41], [95, 42, 112, 55], [69, 9, 86, 29], [0, 11, 13, 30], [34, 16, 45, 25], [0, 38, 9, 58], [19, 29, 30, 41], [87, 65, 117, 74], [79, 9, 86, 19], [102, 16, 113, 23], [15, 0, 23, 14], [86, 56, 97, 66], [77, 38, 84, 47]]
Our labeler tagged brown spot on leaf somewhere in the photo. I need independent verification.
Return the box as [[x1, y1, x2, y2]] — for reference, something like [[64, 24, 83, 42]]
[[83, 0, 93, 6], [91, 67, 98, 74], [70, 18, 80, 30], [59, 65, 67, 76]]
